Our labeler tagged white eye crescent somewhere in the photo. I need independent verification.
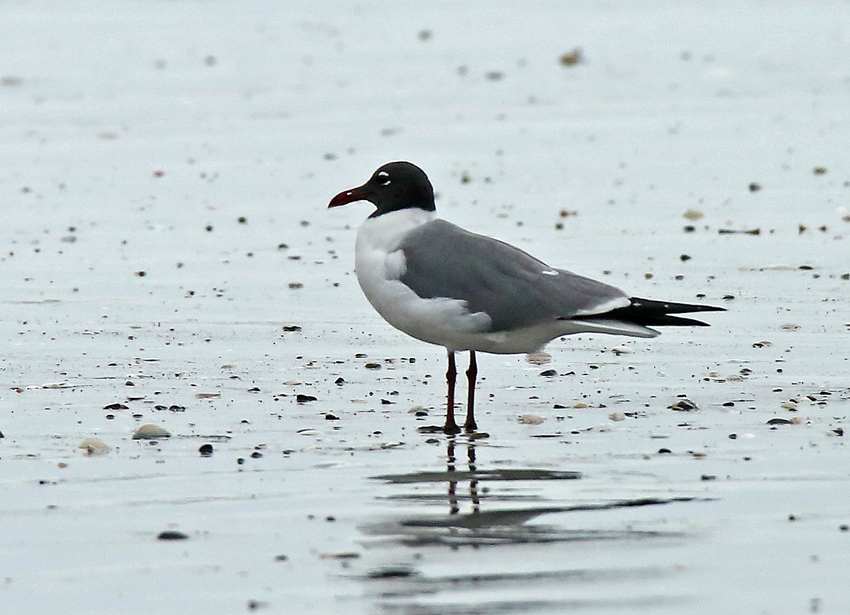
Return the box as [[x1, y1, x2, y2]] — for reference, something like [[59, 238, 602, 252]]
[[376, 171, 391, 185]]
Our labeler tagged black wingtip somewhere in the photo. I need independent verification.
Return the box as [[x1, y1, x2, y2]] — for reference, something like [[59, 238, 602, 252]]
[[602, 297, 725, 328]]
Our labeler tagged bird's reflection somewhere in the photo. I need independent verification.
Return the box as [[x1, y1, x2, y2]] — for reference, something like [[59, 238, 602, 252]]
[[359, 437, 704, 613], [446, 437, 477, 517], [365, 437, 693, 546]]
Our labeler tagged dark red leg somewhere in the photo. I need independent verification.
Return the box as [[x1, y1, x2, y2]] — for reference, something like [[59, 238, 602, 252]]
[[464, 351, 478, 432], [443, 351, 460, 435]]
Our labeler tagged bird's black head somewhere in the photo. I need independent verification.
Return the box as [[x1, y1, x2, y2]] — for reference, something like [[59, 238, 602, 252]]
[[328, 161, 436, 217]]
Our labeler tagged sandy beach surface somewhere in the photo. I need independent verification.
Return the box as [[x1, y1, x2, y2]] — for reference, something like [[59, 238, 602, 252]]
[[2, 2, 849, 613]]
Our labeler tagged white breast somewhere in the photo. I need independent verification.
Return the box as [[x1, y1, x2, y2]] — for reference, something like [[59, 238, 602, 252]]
[[354, 209, 491, 350]]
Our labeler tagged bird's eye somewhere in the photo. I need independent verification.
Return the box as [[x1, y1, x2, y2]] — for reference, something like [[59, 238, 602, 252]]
[[376, 171, 391, 185]]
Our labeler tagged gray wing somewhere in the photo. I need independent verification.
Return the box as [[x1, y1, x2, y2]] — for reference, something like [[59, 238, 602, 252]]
[[397, 219, 629, 332]]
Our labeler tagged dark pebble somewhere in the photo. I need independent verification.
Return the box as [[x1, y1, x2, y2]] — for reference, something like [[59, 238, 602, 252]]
[[282, 325, 301, 332], [728, 433, 737, 439], [658, 448, 672, 454], [325, 413, 339, 421], [767, 417, 792, 425], [103, 403, 129, 410], [539, 369, 558, 377], [274, 554, 289, 561], [296, 394, 318, 403], [237, 457, 245, 465], [334, 377, 345, 386], [157, 530, 189, 541], [368, 567, 416, 579], [701, 475, 716, 481], [199, 444, 214, 456], [680, 254, 691, 262]]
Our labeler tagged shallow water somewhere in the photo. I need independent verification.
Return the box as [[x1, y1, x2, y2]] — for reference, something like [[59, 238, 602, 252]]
[[2, 2, 850, 614]]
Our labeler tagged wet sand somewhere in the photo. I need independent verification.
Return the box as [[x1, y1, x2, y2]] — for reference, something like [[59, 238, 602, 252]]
[[2, 2, 849, 614]]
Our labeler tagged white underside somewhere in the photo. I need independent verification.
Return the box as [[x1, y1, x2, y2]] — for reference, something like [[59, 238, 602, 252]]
[[354, 209, 658, 355]]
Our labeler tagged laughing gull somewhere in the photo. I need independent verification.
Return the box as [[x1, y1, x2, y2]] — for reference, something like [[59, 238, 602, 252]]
[[329, 161, 724, 435]]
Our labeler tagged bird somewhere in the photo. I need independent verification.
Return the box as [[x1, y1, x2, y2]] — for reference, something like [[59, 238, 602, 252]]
[[328, 161, 724, 435]]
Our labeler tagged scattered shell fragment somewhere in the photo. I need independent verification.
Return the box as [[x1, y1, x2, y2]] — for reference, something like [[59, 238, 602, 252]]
[[296, 428, 324, 437], [319, 551, 360, 560], [195, 392, 221, 399], [683, 209, 704, 221], [669, 399, 699, 412], [718, 228, 760, 235], [767, 417, 792, 425], [609, 412, 626, 422], [517, 414, 545, 425], [526, 350, 552, 365], [752, 340, 773, 348], [781, 400, 798, 411], [559, 48, 583, 66], [611, 345, 632, 356], [78, 437, 110, 456], [133, 424, 171, 439], [780, 323, 801, 331]]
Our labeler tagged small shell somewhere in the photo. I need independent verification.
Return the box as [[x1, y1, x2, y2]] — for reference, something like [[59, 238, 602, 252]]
[[296, 428, 324, 437], [608, 412, 626, 422], [517, 414, 545, 425], [611, 346, 632, 356], [526, 351, 552, 365], [78, 437, 111, 455], [132, 424, 171, 440], [669, 399, 699, 412]]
